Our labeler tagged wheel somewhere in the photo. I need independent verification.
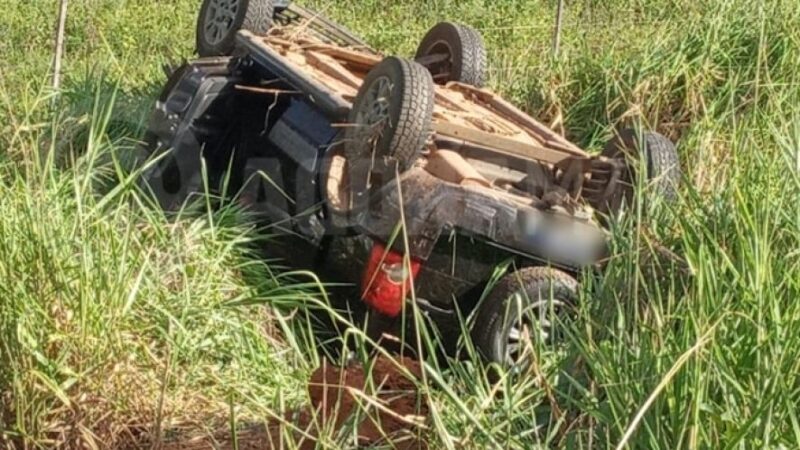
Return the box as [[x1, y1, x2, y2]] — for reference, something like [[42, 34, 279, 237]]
[[602, 129, 681, 212], [345, 56, 434, 170], [472, 267, 578, 370], [344, 56, 434, 209], [415, 22, 487, 87], [196, 0, 274, 57]]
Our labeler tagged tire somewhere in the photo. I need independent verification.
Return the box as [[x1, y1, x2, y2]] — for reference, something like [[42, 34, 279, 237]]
[[602, 129, 681, 211], [344, 56, 434, 206], [472, 267, 578, 370], [196, 0, 274, 57], [415, 22, 487, 87]]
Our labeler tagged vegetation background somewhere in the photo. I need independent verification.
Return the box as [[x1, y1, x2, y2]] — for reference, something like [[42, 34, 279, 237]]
[[1, 0, 799, 448]]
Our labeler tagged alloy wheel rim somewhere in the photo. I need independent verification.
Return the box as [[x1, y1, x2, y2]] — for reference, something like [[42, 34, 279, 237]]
[[505, 294, 567, 367], [354, 76, 392, 140], [203, 0, 240, 45], [351, 76, 393, 187]]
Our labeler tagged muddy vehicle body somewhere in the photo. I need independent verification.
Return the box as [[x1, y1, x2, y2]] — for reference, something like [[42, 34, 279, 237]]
[[142, 0, 681, 367]]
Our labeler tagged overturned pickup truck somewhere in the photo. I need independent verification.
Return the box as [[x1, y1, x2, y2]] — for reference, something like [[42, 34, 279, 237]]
[[142, 0, 681, 368]]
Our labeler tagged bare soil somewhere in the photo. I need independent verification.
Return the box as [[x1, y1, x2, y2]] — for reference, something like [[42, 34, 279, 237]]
[[161, 355, 428, 449]]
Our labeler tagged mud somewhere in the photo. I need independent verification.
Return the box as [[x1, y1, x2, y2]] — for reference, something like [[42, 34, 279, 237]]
[[161, 355, 428, 449], [308, 355, 428, 446]]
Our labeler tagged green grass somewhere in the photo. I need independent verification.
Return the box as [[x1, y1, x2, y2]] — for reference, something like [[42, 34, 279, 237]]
[[2, 0, 800, 448]]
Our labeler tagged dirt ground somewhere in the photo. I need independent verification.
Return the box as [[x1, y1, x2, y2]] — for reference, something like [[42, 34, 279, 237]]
[[161, 355, 428, 449]]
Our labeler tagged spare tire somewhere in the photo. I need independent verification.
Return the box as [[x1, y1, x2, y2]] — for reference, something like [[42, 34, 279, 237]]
[[602, 129, 681, 212], [415, 22, 487, 87], [344, 56, 434, 210], [196, 0, 274, 57]]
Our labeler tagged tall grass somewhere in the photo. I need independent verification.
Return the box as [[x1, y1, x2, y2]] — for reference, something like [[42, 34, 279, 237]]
[[0, 92, 316, 447], [1, 0, 799, 448]]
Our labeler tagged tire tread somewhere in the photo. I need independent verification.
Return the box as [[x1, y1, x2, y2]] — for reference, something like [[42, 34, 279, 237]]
[[390, 58, 436, 169], [602, 129, 681, 206], [415, 22, 487, 87]]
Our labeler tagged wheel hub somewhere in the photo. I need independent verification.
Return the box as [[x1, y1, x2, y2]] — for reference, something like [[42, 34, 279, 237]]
[[351, 76, 393, 160], [203, 0, 240, 45], [505, 294, 566, 366]]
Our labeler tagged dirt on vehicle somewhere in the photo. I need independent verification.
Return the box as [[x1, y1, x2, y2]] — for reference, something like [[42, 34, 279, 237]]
[[161, 355, 428, 449]]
